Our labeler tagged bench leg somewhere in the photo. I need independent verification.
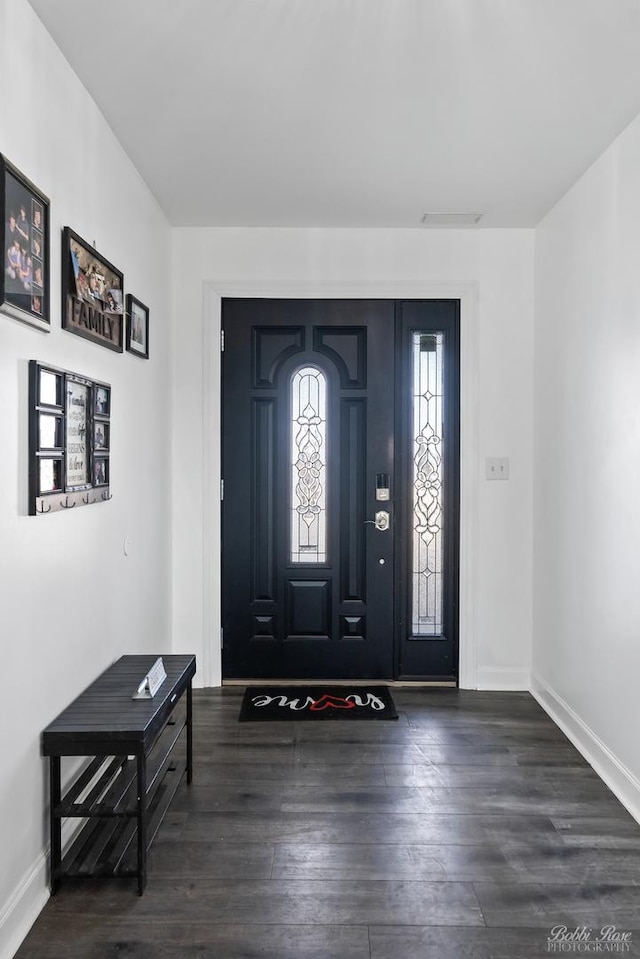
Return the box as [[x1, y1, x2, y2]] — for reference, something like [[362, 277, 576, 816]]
[[136, 753, 147, 895], [186, 681, 193, 785], [49, 757, 61, 895]]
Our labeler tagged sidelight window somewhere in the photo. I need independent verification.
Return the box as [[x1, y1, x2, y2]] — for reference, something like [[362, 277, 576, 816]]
[[412, 333, 444, 635], [291, 366, 327, 563]]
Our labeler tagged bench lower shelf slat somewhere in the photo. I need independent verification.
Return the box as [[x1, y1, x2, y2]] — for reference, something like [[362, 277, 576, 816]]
[[58, 759, 187, 879]]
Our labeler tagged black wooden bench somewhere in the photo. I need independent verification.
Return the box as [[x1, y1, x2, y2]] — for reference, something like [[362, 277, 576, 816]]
[[42, 653, 196, 895]]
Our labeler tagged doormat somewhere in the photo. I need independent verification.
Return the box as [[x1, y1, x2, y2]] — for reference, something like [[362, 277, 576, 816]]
[[239, 686, 398, 721]]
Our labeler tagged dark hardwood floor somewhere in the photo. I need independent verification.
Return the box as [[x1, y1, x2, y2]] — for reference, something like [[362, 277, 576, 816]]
[[16, 687, 640, 958]]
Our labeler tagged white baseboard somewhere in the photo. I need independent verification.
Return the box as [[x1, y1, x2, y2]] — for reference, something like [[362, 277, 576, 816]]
[[476, 666, 530, 690], [531, 671, 640, 826], [0, 816, 86, 959], [0, 852, 48, 959]]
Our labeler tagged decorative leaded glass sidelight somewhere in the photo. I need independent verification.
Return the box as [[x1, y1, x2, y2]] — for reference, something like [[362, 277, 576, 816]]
[[412, 333, 444, 635], [291, 366, 327, 563]]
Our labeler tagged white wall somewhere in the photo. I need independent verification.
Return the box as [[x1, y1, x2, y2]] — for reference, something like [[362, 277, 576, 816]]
[[533, 112, 640, 818], [0, 1, 172, 955], [171, 227, 535, 691]]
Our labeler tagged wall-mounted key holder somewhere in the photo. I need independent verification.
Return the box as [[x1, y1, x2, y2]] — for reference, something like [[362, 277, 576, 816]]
[[28, 360, 112, 514]]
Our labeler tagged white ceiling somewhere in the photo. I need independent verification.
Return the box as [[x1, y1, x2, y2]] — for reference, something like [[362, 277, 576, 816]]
[[27, 0, 640, 228]]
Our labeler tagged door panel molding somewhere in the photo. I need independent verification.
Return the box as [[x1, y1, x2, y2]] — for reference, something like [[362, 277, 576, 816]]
[[339, 398, 367, 603], [285, 579, 332, 641], [251, 397, 276, 602], [314, 326, 367, 388], [202, 280, 479, 689], [252, 326, 304, 387]]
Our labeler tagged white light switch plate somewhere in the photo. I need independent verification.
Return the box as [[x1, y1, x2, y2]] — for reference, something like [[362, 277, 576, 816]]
[[486, 457, 509, 480]]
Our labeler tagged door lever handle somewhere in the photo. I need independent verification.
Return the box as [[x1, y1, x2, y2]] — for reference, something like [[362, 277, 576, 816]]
[[364, 511, 390, 531]]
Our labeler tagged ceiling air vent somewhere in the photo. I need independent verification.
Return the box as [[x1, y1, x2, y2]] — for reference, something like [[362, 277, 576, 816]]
[[421, 212, 483, 227]]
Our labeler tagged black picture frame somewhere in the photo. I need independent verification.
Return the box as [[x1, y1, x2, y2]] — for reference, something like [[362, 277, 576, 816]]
[[28, 360, 112, 514], [61, 227, 124, 352], [94, 420, 109, 450], [0, 155, 50, 332], [126, 294, 149, 359], [94, 384, 111, 416]]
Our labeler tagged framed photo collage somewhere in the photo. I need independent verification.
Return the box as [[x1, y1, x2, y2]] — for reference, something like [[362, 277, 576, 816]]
[[2, 153, 151, 514]]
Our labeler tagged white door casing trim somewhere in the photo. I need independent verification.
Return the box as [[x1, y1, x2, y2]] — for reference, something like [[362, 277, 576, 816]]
[[202, 280, 479, 689]]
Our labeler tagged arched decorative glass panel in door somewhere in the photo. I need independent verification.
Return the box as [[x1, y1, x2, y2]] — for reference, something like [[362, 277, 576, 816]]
[[291, 366, 327, 563]]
